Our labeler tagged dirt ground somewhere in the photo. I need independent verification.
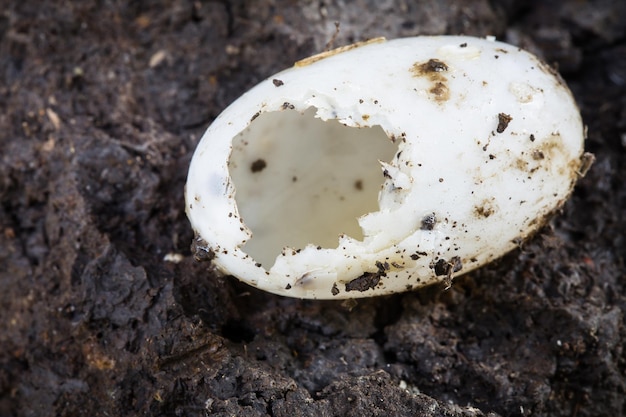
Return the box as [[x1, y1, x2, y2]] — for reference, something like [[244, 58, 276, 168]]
[[1, 1, 625, 416]]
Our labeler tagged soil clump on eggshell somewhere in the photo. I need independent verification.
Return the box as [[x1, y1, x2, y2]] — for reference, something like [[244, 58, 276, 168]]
[[1, 1, 624, 416]]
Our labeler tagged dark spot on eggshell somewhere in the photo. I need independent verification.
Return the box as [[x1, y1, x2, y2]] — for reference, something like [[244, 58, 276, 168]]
[[515, 158, 529, 171], [331, 283, 339, 296], [411, 59, 450, 102], [354, 179, 363, 190], [429, 82, 449, 100], [496, 113, 513, 133], [474, 202, 495, 218], [281, 102, 295, 110], [272, 79, 284, 87], [250, 111, 261, 122], [250, 159, 267, 173]]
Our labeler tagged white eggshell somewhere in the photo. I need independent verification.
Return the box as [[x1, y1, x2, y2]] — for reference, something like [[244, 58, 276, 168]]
[[185, 36, 586, 299]]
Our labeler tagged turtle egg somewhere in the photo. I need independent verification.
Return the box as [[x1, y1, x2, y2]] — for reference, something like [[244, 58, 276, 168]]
[[185, 36, 587, 299]]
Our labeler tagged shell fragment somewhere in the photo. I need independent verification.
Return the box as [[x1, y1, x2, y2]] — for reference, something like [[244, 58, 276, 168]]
[[185, 36, 587, 299]]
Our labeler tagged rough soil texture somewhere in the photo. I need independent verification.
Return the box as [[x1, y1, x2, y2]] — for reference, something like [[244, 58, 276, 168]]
[[1, 1, 625, 416]]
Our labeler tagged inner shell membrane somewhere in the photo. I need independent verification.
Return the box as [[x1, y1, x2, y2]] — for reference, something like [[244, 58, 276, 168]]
[[229, 107, 397, 268]]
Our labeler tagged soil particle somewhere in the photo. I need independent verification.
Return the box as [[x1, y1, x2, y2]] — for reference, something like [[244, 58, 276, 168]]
[[1, 1, 625, 417], [432, 256, 463, 277], [191, 236, 216, 262], [345, 272, 383, 292], [421, 213, 437, 230], [496, 113, 513, 133]]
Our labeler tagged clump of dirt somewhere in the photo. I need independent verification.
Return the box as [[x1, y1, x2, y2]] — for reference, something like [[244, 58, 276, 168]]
[[1, 1, 624, 416]]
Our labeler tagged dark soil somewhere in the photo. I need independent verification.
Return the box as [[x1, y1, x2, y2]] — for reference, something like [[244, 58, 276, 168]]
[[1, 1, 625, 416]]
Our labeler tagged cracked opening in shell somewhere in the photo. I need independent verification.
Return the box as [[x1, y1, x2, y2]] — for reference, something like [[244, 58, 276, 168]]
[[229, 107, 398, 268]]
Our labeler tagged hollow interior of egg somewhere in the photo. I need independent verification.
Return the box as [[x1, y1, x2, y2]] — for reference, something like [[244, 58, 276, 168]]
[[229, 107, 397, 267]]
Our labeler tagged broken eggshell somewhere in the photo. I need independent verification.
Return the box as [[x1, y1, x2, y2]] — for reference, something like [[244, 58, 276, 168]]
[[185, 36, 587, 299]]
